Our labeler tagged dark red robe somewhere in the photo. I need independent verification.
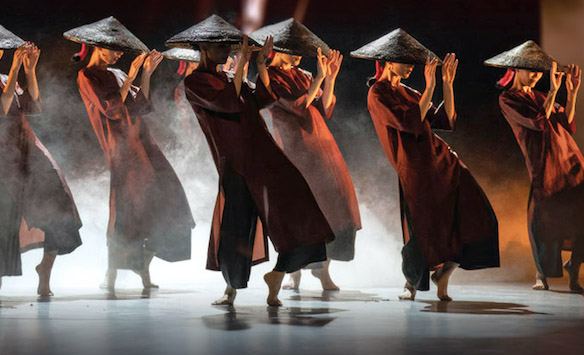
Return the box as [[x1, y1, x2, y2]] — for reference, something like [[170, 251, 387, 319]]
[[183, 70, 334, 274], [77, 67, 194, 270], [368, 80, 499, 289], [0, 75, 82, 277], [266, 66, 361, 261], [499, 89, 584, 277]]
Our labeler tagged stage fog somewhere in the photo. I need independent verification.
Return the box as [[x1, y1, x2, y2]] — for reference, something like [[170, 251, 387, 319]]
[[1, 0, 582, 293]]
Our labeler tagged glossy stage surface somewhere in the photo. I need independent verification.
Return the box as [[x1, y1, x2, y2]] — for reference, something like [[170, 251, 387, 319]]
[[1, 283, 583, 355]]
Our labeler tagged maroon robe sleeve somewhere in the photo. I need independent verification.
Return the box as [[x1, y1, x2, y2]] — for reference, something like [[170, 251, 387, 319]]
[[368, 84, 425, 135], [499, 93, 547, 131], [125, 87, 153, 117], [427, 101, 455, 131], [550, 103, 576, 134], [184, 72, 242, 113], [252, 76, 278, 109], [16, 82, 42, 116], [77, 70, 128, 121]]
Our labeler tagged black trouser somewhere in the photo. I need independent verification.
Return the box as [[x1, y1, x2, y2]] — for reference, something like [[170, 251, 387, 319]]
[[218, 171, 326, 289]]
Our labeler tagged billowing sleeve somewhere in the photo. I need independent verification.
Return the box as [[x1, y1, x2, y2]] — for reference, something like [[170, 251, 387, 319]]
[[269, 75, 310, 117], [252, 76, 278, 110], [499, 93, 546, 131], [124, 85, 153, 116], [184, 72, 242, 113], [427, 101, 455, 131], [367, 85, 425, 135], [16, 81, 42, 116], [550, 103, 575, 134], [77, 70, 127, 121]]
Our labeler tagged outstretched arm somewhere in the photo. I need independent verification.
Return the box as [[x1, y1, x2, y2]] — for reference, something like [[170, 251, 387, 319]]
[[255, 35, 274, 96], [23, 43, 41, 101], [305, 47, 327, 108], [140, 50, 163, 99], [322, 49, 342, 112], [544, 61, 564, 119], [120, 53, 146, 102], [441, 53, 458, 128]]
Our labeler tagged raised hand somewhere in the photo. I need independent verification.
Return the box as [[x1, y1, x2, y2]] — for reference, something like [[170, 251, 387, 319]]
[[441, 53, 458, 85], [222, 56, 234, 72], [566, 64, 581, 96], [256, 35, 273, 66], [11, 44, 27, 70], [143, 50, 163, 76], [316, 47, 329, 79], [326, 49, 343, 79], [550, 61, 564, 93], [23, 42, 41, 73], [424, 56, 438, 89], [128, 53, 147, 82], [240, 35, 253, 64]]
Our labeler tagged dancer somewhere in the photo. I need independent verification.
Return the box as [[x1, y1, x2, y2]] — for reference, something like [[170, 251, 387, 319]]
[[251, 19, 361, 291], [0, 25, 82, 296], [485, 41, 583, 292], [64, 17, 194, 292], [166, 15, 334, 306], [351, 29, 499, 301]]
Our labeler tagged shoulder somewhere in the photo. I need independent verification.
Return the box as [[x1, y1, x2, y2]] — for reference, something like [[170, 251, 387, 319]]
[[400, 84, 421, 98]]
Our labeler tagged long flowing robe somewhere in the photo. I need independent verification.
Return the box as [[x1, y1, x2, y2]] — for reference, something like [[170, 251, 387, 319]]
[[184, 70, 334, 287], [499, 89, 584, 277], [0, 75, 82, 277], [367, 80, 499, 290], [77, 67, 194, 270], [265, 66, 361, 262]]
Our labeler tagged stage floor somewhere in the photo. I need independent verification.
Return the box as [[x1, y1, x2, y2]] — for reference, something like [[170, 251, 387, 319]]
[[1, 282, 583, 355]]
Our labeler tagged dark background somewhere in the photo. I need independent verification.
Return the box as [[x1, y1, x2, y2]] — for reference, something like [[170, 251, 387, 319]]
[[1, 0, 544, 281]]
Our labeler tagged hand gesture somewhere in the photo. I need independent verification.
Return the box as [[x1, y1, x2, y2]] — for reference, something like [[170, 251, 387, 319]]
[[222, 56, 234, 72], [316, 47, 329, 79], [143, 50, 163, 76], [256, 35, 273, 66], [424, 56, 438, 89], [550, 61, 564, 93], [128, 53, 147, 82], [12, 44, 27, 69], [23, 42, 40, 73], [326, 49, 343, 79], [441, 53, 458, 85], [566, 64, 581, 96]]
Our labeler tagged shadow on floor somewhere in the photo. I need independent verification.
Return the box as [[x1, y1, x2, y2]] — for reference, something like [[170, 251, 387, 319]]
[[202, 305, 346, 331], [418, 300, 549, 315], [286, 290, 389, 302]]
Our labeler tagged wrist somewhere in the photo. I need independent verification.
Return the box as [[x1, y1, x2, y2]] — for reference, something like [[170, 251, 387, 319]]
[[548, 88, 558, 96]]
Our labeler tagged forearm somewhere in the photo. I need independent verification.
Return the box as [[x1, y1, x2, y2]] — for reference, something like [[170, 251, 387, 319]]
[[257, 63, 273, 96], [543, 89, 558, 119], [419, 84, 435, 121], [234, 58, 247, 97], [120, 78, 134, 102], [1, 65, 21, 114], [566, 92, 578, 124], [443, 83, 455, 126], [140, 73, 152, 99], [25, 69, 39, 101], [322, 77, 335, 111], [305, 75, 324, 108]]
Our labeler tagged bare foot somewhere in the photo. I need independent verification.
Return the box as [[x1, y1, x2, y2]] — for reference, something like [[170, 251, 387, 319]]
[[212, 287, 237, 305], [35, 264, 54, 297], [282, 271, 301, 290], [264, 271, 285, 307], [432, 262, 457, 301], [134, 269, 159, 289], [100, 269, 117, 292], [398, 282, 416, 301], [564, 261, 583, 293], [311, 260, 340, 291], [532, 272, 549, 291]]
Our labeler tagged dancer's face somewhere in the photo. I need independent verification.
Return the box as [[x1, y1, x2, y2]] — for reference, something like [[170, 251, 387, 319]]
[[200, 43, 232, 65], [389, 62, 414, 79], [277, 53, 302, 66], [516, 69, 542, 88], [96, 47, 123, 65]]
